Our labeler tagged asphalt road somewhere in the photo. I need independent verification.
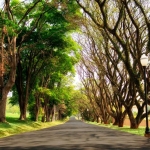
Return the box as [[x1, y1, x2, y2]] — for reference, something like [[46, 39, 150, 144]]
[[0, 117, 150, 150]]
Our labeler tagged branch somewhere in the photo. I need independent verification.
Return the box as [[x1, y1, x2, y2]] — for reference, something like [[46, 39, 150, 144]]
[[18, 0, 42, 25], [113, 4, 124, 32], [76, 0, 104, 29], [5, 0, 14, 20]]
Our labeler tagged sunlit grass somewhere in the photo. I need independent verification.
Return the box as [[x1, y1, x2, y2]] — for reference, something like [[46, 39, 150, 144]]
[[87, 121, 145, 137], [0, 114, 68, 138]]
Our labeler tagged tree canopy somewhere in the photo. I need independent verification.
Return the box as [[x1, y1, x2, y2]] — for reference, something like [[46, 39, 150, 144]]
[[1, 0, 150, 130]]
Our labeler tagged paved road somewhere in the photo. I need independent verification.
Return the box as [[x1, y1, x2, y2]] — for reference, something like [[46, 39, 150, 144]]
[[0, 117, 150, 150]]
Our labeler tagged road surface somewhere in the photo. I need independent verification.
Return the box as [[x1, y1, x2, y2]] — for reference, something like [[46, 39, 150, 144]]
[[0, 117, 150, 150]]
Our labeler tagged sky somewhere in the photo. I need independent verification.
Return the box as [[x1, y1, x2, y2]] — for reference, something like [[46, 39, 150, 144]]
[[0, 1, 4, 8], [0, 0, 4, 4]]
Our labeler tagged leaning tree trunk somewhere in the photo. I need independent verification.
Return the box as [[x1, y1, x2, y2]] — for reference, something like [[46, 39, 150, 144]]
[[0, 36, 17, 122], [0, 26, 5, 122], [127, 109, 139, 129]]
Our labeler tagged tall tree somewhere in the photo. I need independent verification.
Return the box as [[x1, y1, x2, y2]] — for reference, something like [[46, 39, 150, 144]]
[[0, 0, 48, 122], [15, 5, 77, 120], [76, 0, 150, 128]]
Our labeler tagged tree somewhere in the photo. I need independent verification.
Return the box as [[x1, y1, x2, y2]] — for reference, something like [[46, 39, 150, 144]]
[[14, 5, 77, 120], [0, 0, 49, 122], [76, 0, 150, 128], [2, 0, 81, 122]]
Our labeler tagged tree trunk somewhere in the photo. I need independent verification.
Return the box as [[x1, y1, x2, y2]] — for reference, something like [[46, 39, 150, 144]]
[[45, 105, 50, 122], [112, 115, 125, 127], [52, 105, 56, 122], [19, 76, 30, 120], [16, 61, 30, 120], [22, 75, 30, 120], [17, 86, 27, 120], [127, 109, 138, 129], [58, 110, 62, 120], [0, 36, 17, 122], [0, 46, 3, 101], [103, 120, 108, 124], [102, 112, 110, 124], [35, 106, 39, 121], [17, 84, 27, 120], [113, 117, 119, 125], [0, 28, 5, 122], [0, 91, 7, 122], [129, 116, 138, 129], [42, 98, 50, 122], [19, 104, 27, 120], [46, 111, 50, 122], [103, 116, 109, 124], [19, 99, 28, 120], [118, 115, 125, 127], [118, 119, 124, 127], [35, 98, 40, 121], [96, 116, 100, 123], [42, 115, 45, 122]]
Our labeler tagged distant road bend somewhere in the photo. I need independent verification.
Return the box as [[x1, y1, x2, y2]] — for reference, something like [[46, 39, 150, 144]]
[[0, 117, 150, 150]]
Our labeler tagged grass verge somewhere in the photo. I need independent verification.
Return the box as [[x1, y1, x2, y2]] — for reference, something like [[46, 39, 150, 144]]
[[87, 121, 145, 136], [0, 116, 68, 138]]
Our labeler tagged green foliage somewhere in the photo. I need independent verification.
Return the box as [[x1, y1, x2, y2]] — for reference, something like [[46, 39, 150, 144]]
[[4, 19, 19, 36], [58, 0, 82, 19], [6, 0, 81, 121], [37, 87, 51, 97], [28, 92, 37, 120], [11, 0, 21, 6], [53, 77, 85, 116]]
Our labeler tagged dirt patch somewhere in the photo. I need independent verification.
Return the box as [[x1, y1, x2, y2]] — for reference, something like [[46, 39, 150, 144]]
[[124, 118, 150, 127]]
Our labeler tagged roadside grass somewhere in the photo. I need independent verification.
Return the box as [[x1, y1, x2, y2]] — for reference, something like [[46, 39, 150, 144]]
[[0, 113, 68, 138], [87, 121, 145, 137]]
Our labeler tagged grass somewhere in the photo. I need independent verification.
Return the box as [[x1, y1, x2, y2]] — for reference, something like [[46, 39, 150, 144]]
[[0, 114, 146, 138], [0, 113, 68, 138], [87, 121, 145, 136]]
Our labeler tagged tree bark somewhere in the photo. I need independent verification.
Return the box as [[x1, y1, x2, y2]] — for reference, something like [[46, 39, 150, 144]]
[[0, 28, 5, 122], [96, 116, 100, 123], [0, 37, 17, 122], [0, 92, 7, 122], [52, 105, 56, 122], [16, 60, 31, 120], [19, 101, 27, 120], [118, 118, 124, 127], [35, 98, 40, 121], [127, 109, 138, 129]]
